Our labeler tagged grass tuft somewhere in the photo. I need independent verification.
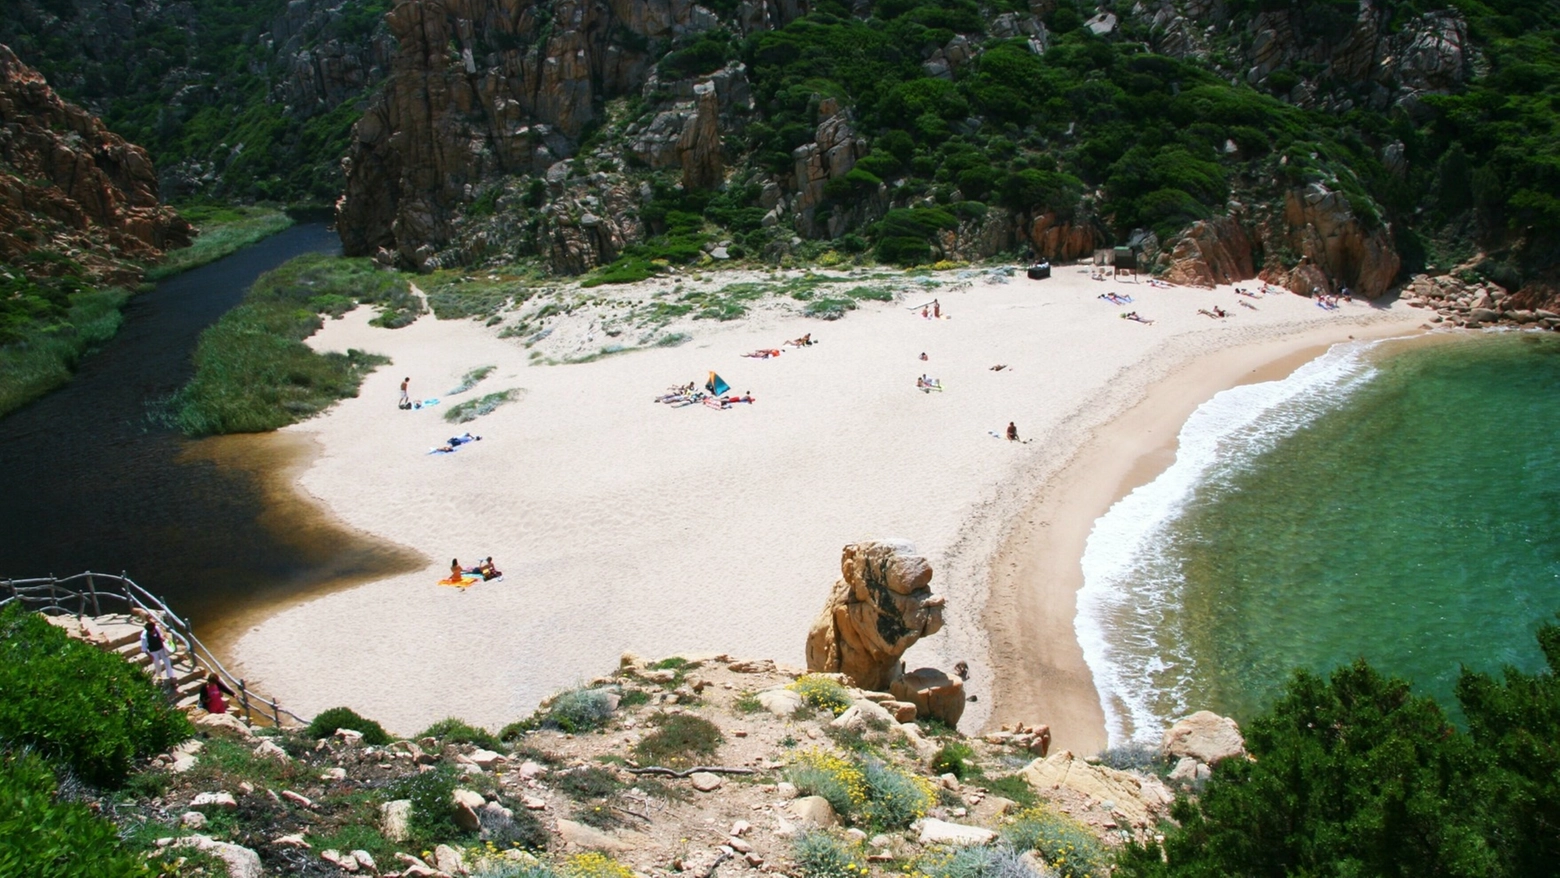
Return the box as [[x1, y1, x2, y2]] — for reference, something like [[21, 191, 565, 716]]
[[443, 389, 519, 423]]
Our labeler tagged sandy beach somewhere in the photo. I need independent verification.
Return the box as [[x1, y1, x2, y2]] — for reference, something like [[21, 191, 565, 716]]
[[231, 264, 1424, 741]]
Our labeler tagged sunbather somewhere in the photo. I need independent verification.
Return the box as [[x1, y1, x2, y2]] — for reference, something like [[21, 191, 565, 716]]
[[990, 364, 1009, 371], [742, 349, 781, 359], [784, 333, 814, 347]]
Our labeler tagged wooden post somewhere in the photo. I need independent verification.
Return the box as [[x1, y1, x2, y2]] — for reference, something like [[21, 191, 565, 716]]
[[87, 572, 101, 617], [240, 679, 251, 724], [48, 575, 58, 612], [271, 698, 282, 727]]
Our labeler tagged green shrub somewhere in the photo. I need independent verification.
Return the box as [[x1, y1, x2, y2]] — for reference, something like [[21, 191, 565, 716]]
[[389, 764, 468, 847], [804, 297, 858, 320], [983, 773, 1038, 808], [449, 365, 496, 395], [914, 845, 1038, 878], [788, 675, 853, 715], [472, 860, 562, 878], [545, 688, 616, 733], [785, 749, 867, 818], [0, 606, 191, 788], [418, 718, 501, 751], [858, 757, 937, 830], [792, 829, 867, 878], [0, 750, 151, 877], [306, 707, 392, 745], [932, 741, 979, 779], [1001, 806, 1110, 878], [0, 275, 132, 420], [555, 765, 623, 801], [444, 389, 519, 423], [633, 713, 724, 768]]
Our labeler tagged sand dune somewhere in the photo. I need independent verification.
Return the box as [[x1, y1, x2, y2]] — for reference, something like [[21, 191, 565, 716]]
[[231, 265, 1423, 743]]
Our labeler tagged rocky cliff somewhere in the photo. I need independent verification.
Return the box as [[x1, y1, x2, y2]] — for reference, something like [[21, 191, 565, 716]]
[[338, 0, 801, 269], [0, 0, 396, 203], [0, 44, 190, 283]]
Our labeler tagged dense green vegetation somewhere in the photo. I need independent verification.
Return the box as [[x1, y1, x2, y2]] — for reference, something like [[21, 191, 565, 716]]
[[145, 206, 294, 280], [0, 751, 153, 878], [169, 254, 412, 435], [0, 605, 192, 788], [0, 263, 130, 419], [1, 0, 392, 204], [1118, 617, 1560, 877]]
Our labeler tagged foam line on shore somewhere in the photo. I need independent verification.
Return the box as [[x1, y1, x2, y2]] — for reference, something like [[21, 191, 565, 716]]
[[1075, 337, 1396, 746]]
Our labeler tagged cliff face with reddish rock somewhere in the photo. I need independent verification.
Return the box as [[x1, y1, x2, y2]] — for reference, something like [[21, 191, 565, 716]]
[[1161, 185, 1401, 299], [0, 44, 190, 284], [339, 0, 804, 270]]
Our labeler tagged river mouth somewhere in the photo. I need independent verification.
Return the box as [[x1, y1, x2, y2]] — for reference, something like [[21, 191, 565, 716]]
[[0, 224, 419, 645]]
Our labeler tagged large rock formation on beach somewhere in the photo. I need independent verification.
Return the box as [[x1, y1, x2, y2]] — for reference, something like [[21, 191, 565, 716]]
[[0, 44, 189, 283], [805, 540, 947, 693]]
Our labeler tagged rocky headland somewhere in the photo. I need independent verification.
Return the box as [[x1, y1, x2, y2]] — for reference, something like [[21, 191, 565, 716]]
[[0, 44, 190, 285]]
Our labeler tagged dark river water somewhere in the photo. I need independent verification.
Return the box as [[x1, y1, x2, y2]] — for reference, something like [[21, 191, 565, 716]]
[[0, 224, 418, 644]]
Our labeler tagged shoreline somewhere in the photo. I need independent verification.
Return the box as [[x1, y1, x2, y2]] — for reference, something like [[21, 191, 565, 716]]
[[981, 318, 1428, 754], [227, 265, 1427, 737]]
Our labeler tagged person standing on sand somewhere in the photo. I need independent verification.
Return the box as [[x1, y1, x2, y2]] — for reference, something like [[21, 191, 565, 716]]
[[140, 619, 176, 684], [1006, 422, 1019, 442], [933, 299, 941, 318], [399, 377, 411, 409]]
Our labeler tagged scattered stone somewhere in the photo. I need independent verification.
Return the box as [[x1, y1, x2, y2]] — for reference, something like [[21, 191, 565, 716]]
[[381, 799, 413, 842], [691, 771, 724, 792], [321, 849, 359, 872], [883, 700, 919, 722], [190, 791, 237, 811], [434, 843, 466, 875], [274, 834, 310, 848], [916, 818, 997, 846], [775, 781, 799, 799], [727, 835, 753, 854], [731, 819, 752, 836], [452, 788, 485, 832], [350, 850, 377, 873], [321, 767, 347, 782], [281, 789, 314, 809], [756, 688, 803, 717], [522, 795, 547, 810], [830, 705, 868, 733], [468, 749, 507, 769], [168, 836, 263, 878], [518, 760, 547, 779], [192, 711, 253, 737], [1159, 711, 1246, 764], [891, 666, 965, 728], [939, 773, 960, 790], [788, 795, 839, 828], [170, 740, 203, 774], [971, 795, 1017, 822], [333, 727, 365, 746], [252, 740, 289, 762], [179, 811, 207, 830]]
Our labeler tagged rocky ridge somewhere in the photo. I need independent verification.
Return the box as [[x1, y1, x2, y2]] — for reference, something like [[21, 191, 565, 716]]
[[0, 44, 189, 284]]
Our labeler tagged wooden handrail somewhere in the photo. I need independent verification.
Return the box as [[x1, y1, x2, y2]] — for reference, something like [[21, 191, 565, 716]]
[[1, 571, 310, 727]]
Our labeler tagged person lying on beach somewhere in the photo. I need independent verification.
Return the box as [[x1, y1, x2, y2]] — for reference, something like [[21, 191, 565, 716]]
[[1148, 278, 1174, 288], [448, 433, 480, 446], [990, 364, 1009, 371], [784, 333, 814, 347], [1198, 308, 1226, 319], [916, 375, 943, 392], [722, 392, 756, 404], [1098, 292, 1133, 305], [1121, 311, 1154, 324], [1236, 287, 1261, 298], [742, 349, 782, 359], [1239, 299, 1258, 310]]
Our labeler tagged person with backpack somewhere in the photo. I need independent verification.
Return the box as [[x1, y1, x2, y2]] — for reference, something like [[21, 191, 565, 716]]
[[140, 619, 176, 683]]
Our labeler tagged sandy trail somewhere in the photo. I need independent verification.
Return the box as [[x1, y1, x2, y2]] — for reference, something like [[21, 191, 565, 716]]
[[231, 265, 1423, 740]]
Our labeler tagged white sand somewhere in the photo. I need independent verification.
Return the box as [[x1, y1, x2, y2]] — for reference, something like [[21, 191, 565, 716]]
[[231, 265, 1425, 738]]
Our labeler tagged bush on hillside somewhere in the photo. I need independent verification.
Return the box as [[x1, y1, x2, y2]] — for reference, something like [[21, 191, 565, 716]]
[[0, 750, 151, 877], [418, 717, 502, 751], [1115, 618, 1560, 877], [632, 712, 724, 768], [544, 688, 616, 733], [307, 706, 392, 745], [0, 606, 191, 788]]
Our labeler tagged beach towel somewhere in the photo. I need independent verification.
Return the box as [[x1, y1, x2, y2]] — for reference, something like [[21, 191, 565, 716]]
[[438, 574, 482, 589]]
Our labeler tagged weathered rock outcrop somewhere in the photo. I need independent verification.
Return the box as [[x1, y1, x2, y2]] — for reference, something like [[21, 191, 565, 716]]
[[1162, 186, 1400, 298], [1021, 750, 1174, 829], [339, 0, 800, 271], [805, 540, 946, 693], [0, 44, 189, 282], [1158, 711, 1246, 765]]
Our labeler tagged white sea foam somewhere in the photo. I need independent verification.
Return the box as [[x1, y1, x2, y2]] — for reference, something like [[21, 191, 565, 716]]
[[1077, 339, 1391, 746]]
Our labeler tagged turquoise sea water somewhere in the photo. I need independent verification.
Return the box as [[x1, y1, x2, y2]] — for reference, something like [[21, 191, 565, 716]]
[[1078, 331, 1560, 745]]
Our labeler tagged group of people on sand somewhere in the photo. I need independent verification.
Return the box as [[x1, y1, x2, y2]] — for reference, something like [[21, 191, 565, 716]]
[[1199, 306, 1233, 319], [917, 300, 943, 320], [1313, 287, 1350, 310], [448, 557, 502, 582]]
